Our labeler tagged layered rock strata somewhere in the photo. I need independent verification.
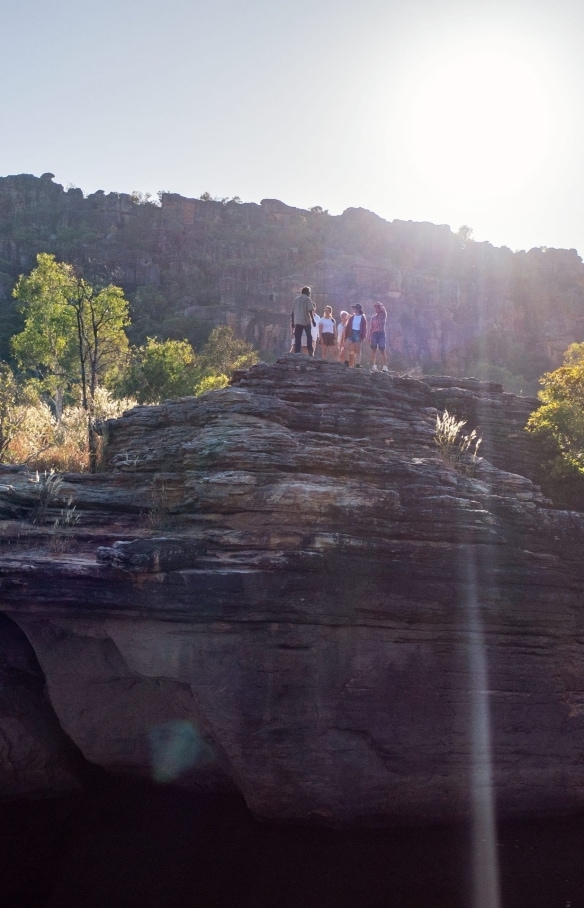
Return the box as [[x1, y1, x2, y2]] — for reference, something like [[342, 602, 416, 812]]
[[1, 357, 583, 824]]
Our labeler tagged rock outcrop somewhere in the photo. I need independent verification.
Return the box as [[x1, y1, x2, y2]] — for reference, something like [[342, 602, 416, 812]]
[[1, 358, 584, 825]]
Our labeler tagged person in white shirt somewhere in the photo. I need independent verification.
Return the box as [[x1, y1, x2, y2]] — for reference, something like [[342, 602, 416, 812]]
[[337, 310, 349, 365], [311, 311, 321, 357], [318, 306, 337, 361], [343, 303, 367, 368]]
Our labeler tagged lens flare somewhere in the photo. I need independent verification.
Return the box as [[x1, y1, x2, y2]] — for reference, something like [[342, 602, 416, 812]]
[[148, 720, 208, 783], [464, 549, 501, 908]]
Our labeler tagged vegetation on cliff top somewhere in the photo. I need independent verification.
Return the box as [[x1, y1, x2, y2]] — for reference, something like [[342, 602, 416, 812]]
[[0, 254, 258, 471]]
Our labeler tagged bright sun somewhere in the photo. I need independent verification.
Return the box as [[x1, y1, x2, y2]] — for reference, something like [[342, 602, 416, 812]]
[[401, 37, 558, 207]]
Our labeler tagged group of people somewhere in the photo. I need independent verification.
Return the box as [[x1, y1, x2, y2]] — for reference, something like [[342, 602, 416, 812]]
[[290, 286, 389, 372]]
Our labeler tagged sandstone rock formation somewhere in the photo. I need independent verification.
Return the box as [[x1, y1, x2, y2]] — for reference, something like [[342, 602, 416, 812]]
[[1, 358, 584, 825], [2, 173, 584, 386], [0, 613, 85, 797]]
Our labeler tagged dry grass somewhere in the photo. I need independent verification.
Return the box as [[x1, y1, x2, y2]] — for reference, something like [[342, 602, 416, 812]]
[[3, 389, 136, 472], [434, 410, 482, 473]]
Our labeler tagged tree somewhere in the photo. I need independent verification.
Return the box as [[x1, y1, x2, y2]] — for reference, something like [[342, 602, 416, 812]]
[[195, 325, 257, 378], [117, 337, 198, 404], [456, 225, 474, 245], [68, 282, 130, 408], [198, 192, 242, 204], [116, 327, 258, 405], [527, 342, 584, 474], [12, 253, 79, 420], [12, 253, 130, 470]]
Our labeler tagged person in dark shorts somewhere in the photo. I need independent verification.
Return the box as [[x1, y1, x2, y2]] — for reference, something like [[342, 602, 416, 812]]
[[318, 306, 337, 361], [369, 302, 389, 372], [344, 303, 367, 368]]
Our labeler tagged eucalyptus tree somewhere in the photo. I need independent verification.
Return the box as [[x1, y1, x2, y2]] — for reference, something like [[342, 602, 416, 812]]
[[12, 253, 130, 470], [12, 253, 79, 421]]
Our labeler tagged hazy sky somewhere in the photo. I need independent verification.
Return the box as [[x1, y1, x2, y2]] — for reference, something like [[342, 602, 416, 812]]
[[2, 0, 583, 254]]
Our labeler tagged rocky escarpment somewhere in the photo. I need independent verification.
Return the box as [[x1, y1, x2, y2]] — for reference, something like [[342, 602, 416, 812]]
[[2, 173, 584, 383], [1, 358, 584, 825]]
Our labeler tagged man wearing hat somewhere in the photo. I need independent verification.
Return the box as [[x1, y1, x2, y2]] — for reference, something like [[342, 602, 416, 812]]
[[343, 303, 367, 368], [369, 302, 389, 372]]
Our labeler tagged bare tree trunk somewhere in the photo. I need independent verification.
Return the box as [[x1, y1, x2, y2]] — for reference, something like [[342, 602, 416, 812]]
[[88, 414, 98, 473], [54, 387, 64, 425]]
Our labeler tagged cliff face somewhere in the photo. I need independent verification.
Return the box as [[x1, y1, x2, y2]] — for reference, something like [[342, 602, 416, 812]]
[[1, 359, 584, 824], [2, 173, 584, 387]]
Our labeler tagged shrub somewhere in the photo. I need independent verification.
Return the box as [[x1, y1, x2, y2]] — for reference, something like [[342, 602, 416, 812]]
[[435, 410, 482, 472], [5, 388, 136, 472]]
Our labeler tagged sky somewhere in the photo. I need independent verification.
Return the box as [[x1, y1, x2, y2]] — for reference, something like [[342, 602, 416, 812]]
[[1, 0, 583, 255]]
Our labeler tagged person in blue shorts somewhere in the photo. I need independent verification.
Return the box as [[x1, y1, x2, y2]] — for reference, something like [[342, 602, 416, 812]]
[[369, 302, 389, 372]]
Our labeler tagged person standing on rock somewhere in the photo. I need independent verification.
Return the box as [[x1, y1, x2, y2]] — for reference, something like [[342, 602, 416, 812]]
[[343, 303, 367, 368], [369, 302, 389, 372], [338, 310, 349, 365], [292, 286, 316, 355], [319, 305, 337, 361], [311, 308, 321, 357]]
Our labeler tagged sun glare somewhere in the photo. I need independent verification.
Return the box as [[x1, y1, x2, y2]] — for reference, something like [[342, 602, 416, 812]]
[[401, 37, 557, 207]]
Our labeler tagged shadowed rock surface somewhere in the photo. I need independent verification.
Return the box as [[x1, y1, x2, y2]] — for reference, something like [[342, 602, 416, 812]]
[[1, 357, 583, 825]]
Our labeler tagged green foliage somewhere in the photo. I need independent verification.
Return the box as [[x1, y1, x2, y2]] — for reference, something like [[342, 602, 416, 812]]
[[199, 192, 242, 204], [12, 254, 80, 413], [118, 337, 198, 404], [195, 324, 258, 376], [130, 191, 159, 206], [12, 253, 130, 418], [464, 331, 549, 389], [116, 326, 258, 405], [527, 342, 584, 473], [159, 314, 213, 350], [12, 253, 130, 471], [73, 282, 130, 402], [194, 373, 228, 395]]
